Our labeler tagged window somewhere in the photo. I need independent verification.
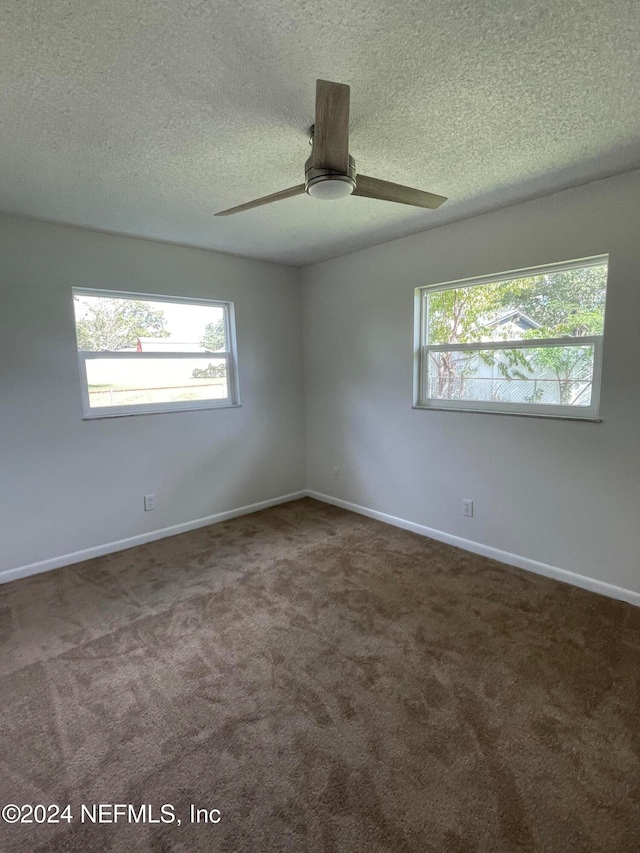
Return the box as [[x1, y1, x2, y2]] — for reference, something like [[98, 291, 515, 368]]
[[414, 256, 608, 419], [73, 289, 240, 418]]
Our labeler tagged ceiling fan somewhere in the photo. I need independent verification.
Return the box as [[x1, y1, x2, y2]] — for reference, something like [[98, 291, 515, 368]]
[[215, 79, 447, 216]]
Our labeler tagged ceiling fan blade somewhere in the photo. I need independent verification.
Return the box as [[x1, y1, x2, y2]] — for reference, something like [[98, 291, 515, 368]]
[[353, 174, 447, 209], [313, 80, 350, 173], [215, 184, 306, 216]]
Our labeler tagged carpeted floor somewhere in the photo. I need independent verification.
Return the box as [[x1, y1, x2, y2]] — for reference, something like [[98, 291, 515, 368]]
[[0, 498, 638, 852]]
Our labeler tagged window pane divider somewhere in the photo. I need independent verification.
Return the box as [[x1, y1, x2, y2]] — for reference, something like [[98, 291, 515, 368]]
[[423, 335, 600, 354], [79, 351, 230, 360]]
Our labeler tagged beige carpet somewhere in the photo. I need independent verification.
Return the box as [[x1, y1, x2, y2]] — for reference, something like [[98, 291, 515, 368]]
[[0, 498, 638, 852]]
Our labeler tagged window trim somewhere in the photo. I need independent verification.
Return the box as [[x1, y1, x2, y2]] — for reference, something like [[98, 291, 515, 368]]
[[73, 288, 240, 419], [413, 255, 608, 420]]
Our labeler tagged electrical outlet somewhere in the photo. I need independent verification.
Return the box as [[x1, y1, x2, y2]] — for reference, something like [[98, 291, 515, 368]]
[[144, 494, 156, 511], [332, 467, 340, 480], [462, 499, 473, 518]]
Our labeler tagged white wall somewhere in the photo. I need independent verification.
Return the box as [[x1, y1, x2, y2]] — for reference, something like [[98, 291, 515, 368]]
[[303, 170, 640, 598], [3, 171, 640, 600], [0, 216, 305, 576]]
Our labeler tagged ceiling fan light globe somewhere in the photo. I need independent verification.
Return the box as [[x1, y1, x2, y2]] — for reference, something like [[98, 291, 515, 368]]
[[307, 176, 355, 200]]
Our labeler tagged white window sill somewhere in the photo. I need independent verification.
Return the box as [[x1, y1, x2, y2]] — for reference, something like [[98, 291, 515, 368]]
[[411, 405, 602, 422]]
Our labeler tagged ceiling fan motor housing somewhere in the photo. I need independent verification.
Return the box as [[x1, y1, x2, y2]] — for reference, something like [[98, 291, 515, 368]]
[[305, 153, 357, 198]]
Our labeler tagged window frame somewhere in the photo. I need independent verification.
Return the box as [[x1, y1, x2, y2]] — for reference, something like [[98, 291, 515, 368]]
[[73, 288, 241, 419], [413, 255, 608, 420]]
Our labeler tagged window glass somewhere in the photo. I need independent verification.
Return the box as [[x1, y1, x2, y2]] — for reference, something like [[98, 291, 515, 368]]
[[72, 289, 239, 418], [415, 258, 608, 419]]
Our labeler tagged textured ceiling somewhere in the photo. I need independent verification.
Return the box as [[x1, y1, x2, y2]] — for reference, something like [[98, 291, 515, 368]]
[[1, 0, 639, 266]]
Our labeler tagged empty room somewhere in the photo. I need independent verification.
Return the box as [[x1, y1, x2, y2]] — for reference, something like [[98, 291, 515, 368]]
[[1, 1, 639, 851]]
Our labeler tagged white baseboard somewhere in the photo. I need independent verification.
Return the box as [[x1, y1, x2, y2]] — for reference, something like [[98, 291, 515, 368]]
[[0, 491, 307, 586], [307, 490, 640, 608], [5, 488, 639, 608]]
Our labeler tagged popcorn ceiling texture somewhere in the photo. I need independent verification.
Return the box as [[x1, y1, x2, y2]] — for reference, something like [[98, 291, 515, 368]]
[[1, 0, 639, 265]]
